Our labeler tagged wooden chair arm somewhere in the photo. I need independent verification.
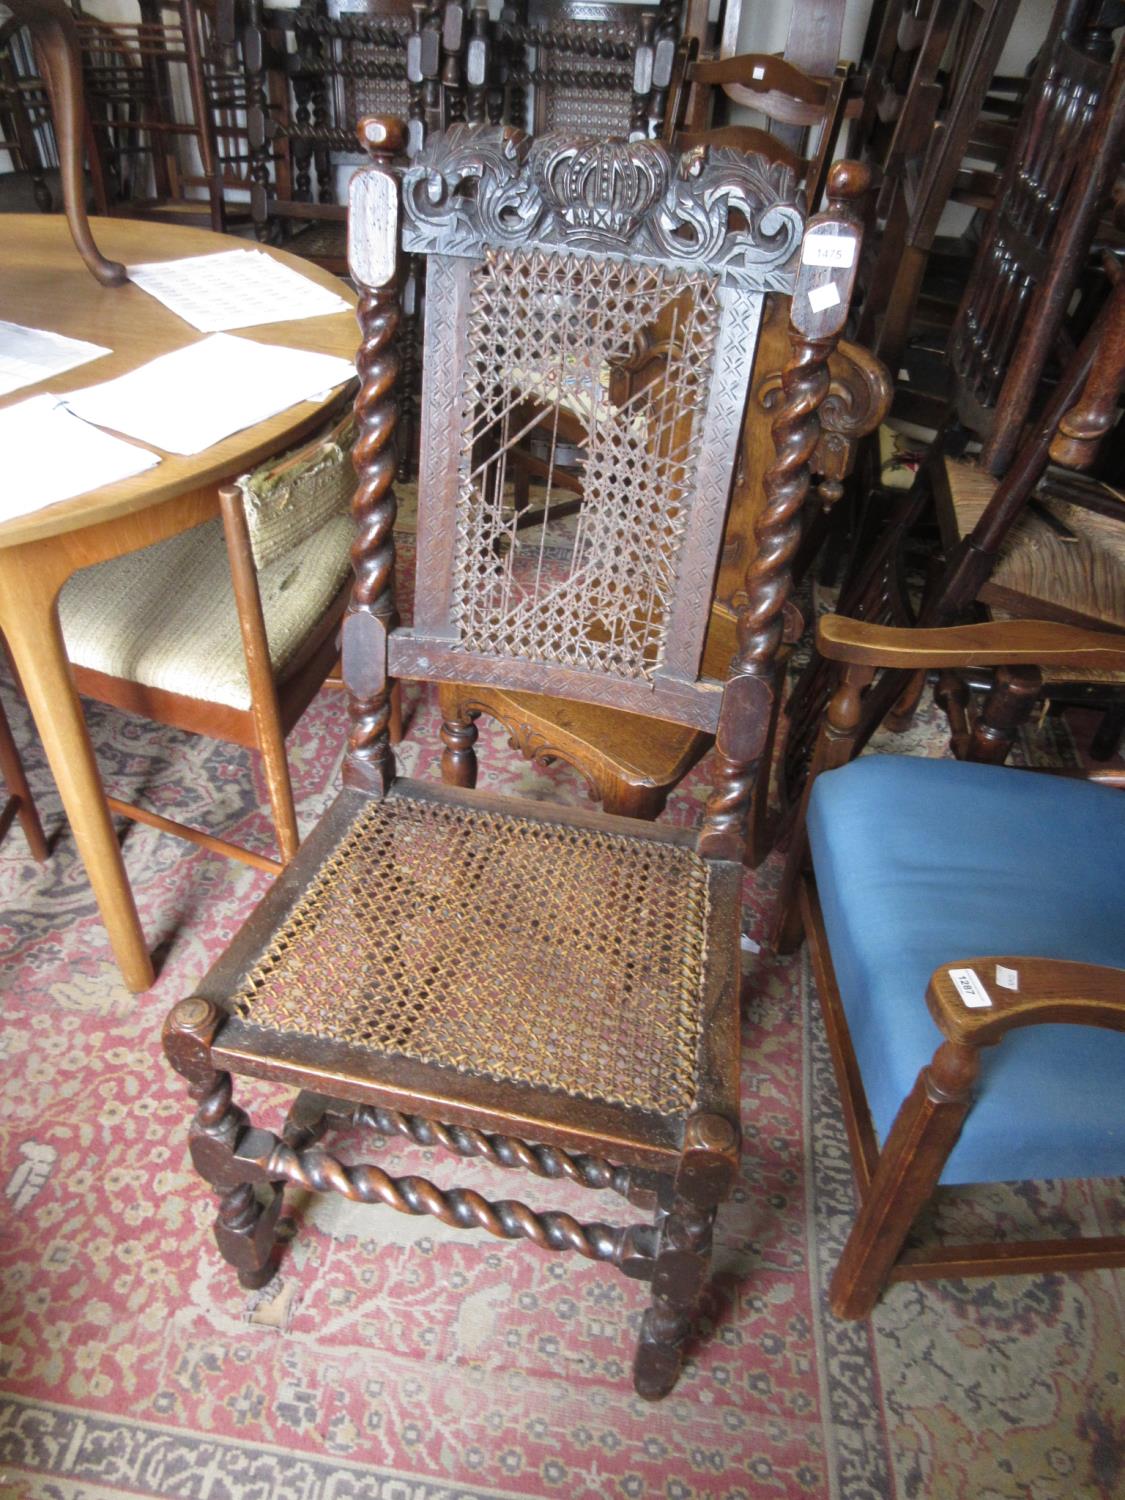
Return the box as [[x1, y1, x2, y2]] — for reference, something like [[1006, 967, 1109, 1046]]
[[927, 959, 1125, 1047], [816, 616, 1125, 672], [1088, 769, 1125, 789]]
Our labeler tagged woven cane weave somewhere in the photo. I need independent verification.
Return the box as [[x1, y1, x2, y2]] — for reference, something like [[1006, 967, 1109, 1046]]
[[232, 793, 713, 1114], [451, 248, 721, 682]]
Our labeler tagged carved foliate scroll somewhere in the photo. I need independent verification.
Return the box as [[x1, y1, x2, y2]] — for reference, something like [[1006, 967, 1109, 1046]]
[[401, 124, 804, 290]]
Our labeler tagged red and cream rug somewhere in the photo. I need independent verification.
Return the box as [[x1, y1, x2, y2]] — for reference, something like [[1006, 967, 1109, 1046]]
[[0, 580, 1121, 1499]]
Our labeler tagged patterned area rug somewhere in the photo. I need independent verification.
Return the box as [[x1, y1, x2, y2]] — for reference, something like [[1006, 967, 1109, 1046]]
[[0, 558, 1122, 1499]]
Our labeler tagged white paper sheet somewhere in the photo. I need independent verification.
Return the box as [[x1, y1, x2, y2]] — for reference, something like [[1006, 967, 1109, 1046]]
[[128, 249, 352, 332], [62, 333, 357, 456], [0, 321, 111, 399], [0, 395, 160, 522]]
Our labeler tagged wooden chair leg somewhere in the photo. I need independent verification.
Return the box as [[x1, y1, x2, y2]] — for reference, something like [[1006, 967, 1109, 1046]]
[[440, 706, 479, 788], [600, 781, 668, 820], [633, 1199, 716, 1400], [165, 999, 285, 1290], [829, 1039, 978, 1320], [220, 487, 301, 864], [934, 670, 972, 758], [1090, 700, 1125, 761], [633, 1114, 738, 1399], [885, 669, 927, 732], [0, 696, 49, 862], [389, 680, 404, 745], [969, 665, 1042, 765]]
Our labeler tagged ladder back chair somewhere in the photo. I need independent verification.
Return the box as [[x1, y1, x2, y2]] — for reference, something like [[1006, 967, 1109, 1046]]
[[75, 0, 246, 233], [667, 51, 851, 211], [784, 255, 1125, 821], [162, 117, 867, 1400]]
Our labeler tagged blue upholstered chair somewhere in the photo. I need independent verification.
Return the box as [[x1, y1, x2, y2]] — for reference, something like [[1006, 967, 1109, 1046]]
[[776, 613, 1125, 1318]]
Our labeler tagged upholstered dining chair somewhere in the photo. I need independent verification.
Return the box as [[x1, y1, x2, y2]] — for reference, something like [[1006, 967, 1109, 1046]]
[[58, 410, 357, 872], [161, 118, 868, 1399], [773, 612, 1125, 1319]]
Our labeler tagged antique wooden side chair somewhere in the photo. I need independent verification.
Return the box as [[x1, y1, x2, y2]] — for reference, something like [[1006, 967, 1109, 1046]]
[[501, 1, 687, 141], [162, 118, 866, 1399], [667, 52, 851, 212], [782, 242, 1125, 815], [772, 610, 1125, 1318], [437, 306, 889, 846], [852, 0, 1021, 379], [57, 409, 358, 872]]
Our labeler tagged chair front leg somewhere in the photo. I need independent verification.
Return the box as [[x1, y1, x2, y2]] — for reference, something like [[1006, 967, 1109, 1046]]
[[633, 1113, 739, 1400], [830, 1038, 978, 1319], [633, 1197, 715, 1400], [164, 999, 284, 1291]]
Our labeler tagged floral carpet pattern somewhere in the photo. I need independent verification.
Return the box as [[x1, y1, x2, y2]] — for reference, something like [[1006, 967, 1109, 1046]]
[[0, 551, 1122, 1498]]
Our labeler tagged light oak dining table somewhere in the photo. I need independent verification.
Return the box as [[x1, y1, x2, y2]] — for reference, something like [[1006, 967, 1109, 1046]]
[[0, 214, 358, 991]]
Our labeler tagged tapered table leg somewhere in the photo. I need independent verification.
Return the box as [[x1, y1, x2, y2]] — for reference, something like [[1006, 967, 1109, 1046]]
[[0, 547, 153, 991]]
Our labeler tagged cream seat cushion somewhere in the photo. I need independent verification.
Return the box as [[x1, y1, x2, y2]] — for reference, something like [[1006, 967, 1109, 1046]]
[[59, 513, 354, 711]]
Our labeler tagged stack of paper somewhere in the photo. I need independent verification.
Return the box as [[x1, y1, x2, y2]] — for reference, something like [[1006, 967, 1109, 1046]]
[[0, 321, 110, 399], [0, 395, 160, 523], [128, 249, 352, 332], [63, 334, 357, 455]]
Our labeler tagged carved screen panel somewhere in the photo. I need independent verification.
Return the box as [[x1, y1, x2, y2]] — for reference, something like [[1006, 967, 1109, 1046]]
[[451, 247, 721, 681]]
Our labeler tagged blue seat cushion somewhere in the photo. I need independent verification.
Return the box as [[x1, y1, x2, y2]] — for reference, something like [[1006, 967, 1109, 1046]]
[[807, 756, 1125, 1185]]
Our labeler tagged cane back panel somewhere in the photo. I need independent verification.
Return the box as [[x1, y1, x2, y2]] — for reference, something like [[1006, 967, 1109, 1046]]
[[387, 126, 805, 732]]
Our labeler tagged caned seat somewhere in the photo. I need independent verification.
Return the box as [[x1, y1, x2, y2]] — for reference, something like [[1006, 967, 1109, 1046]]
[[207, 780, 735, 1135], [164, 121, 869, 1400]]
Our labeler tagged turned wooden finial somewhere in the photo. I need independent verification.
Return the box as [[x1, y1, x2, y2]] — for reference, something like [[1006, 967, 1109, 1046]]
[[825, 158, 871, 213], [357, 115, 409, 160]]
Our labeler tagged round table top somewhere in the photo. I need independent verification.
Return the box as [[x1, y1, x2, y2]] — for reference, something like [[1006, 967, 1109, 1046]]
[[0, 215, 359, 548]]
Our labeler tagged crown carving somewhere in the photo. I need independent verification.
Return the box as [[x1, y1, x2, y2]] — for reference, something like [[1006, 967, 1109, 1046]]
[[400, 124, 804, 291], [532, 138, 670, 245]]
